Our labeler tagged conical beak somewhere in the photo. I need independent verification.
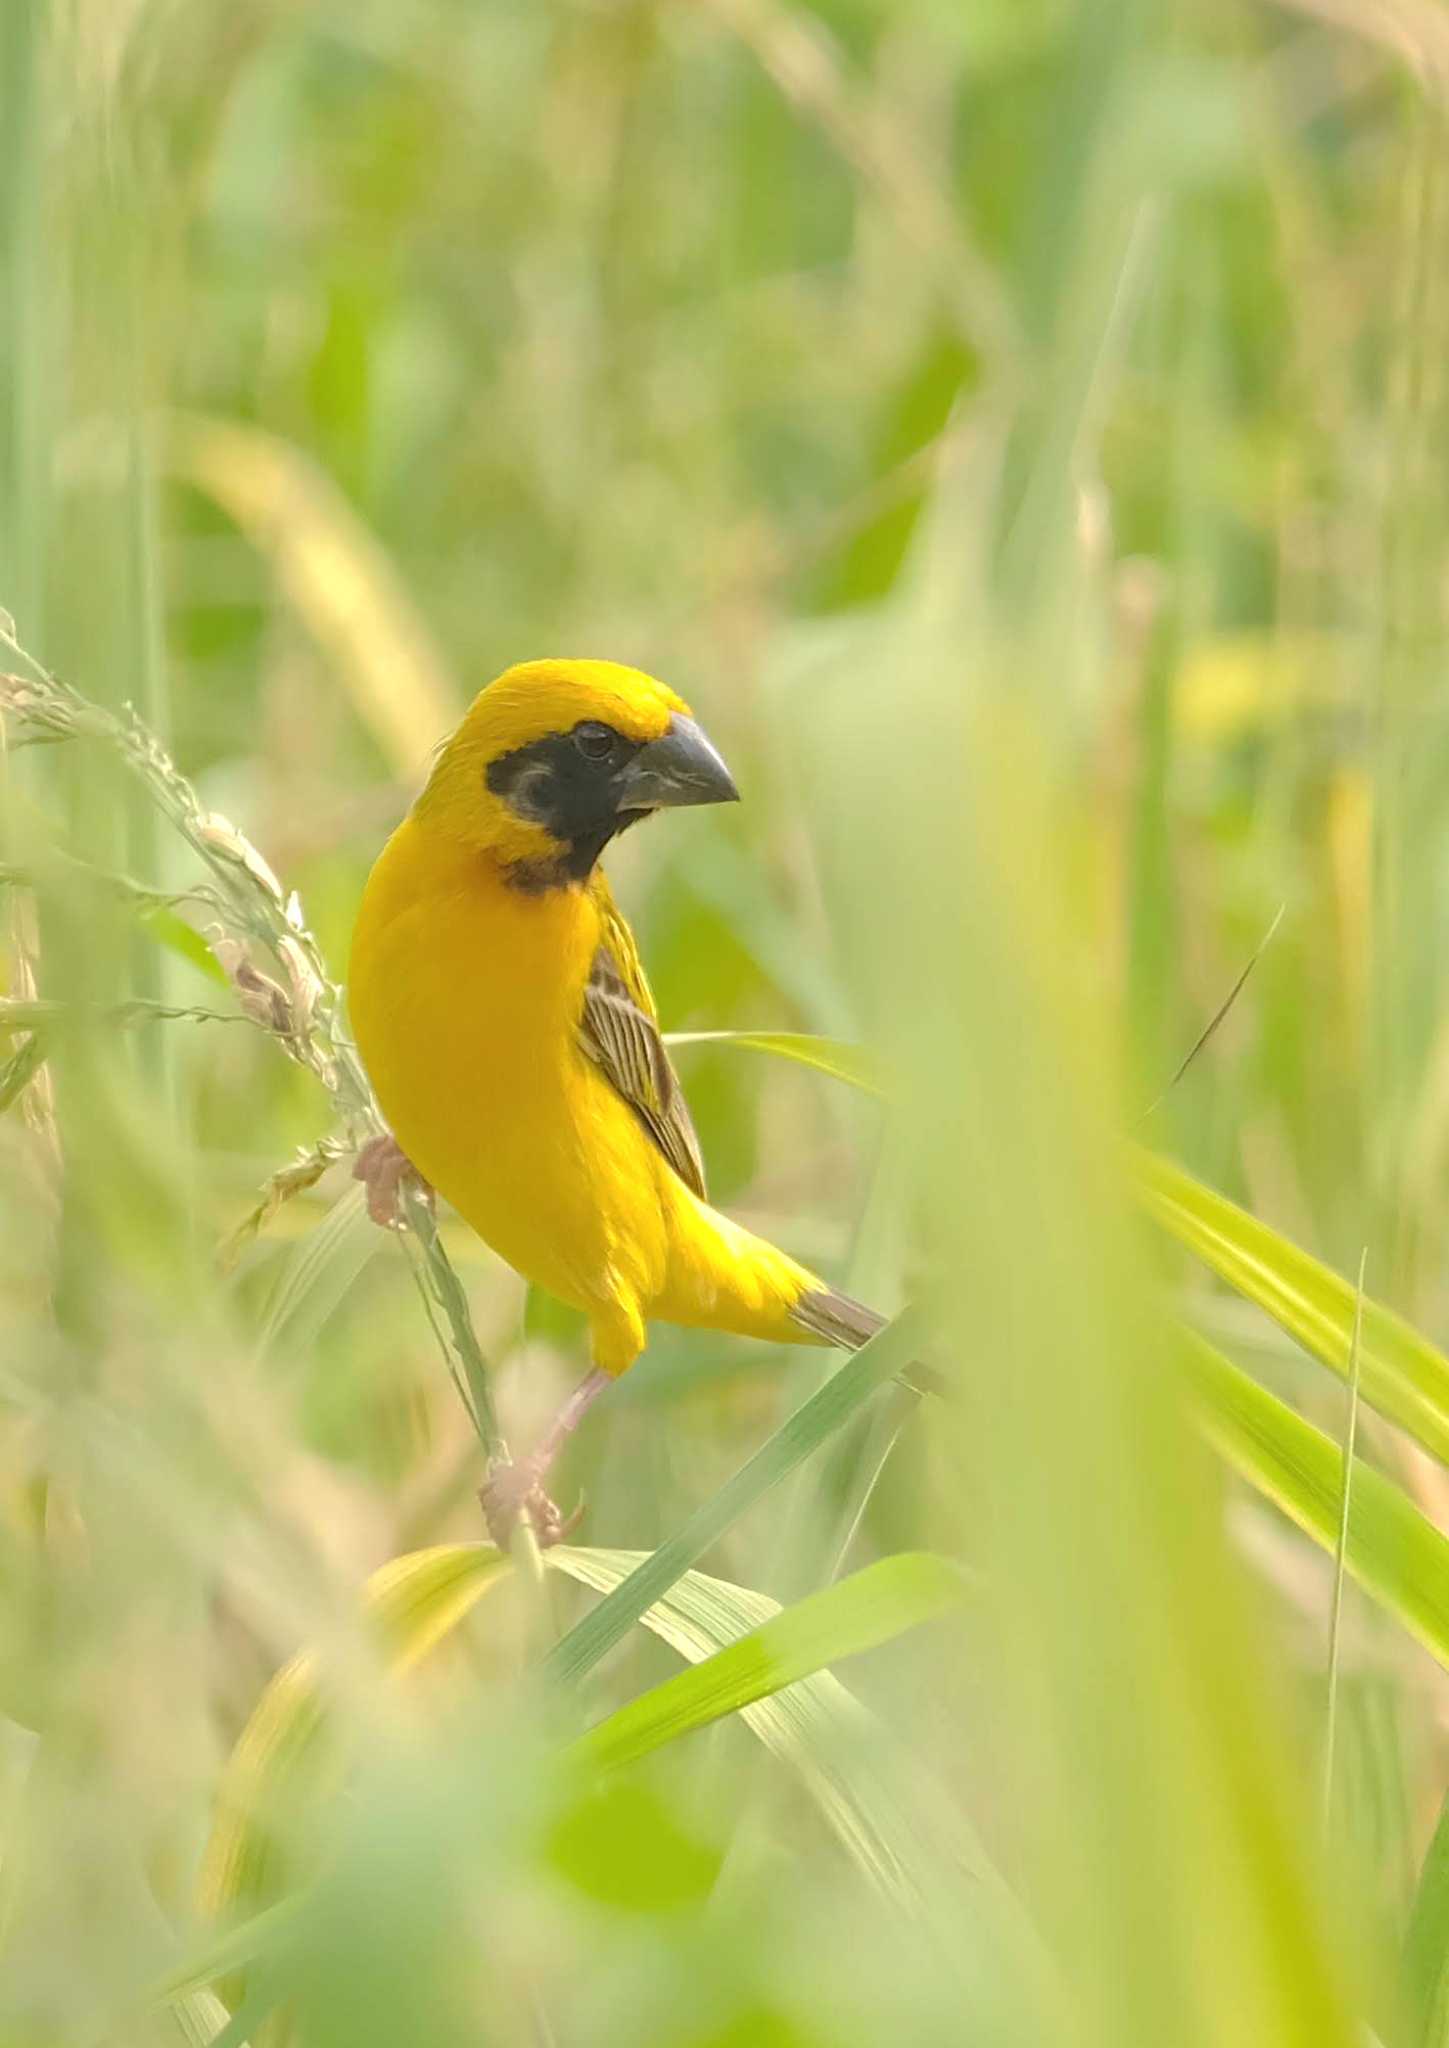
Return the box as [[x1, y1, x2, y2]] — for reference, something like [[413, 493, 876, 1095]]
[[617, 714, 740, 810]]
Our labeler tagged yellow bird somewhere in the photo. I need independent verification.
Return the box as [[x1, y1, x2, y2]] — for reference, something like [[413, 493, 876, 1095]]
[[349, 658, 881, 1541]]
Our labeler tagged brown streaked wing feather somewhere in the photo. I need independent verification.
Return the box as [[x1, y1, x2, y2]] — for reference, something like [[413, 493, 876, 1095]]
[[578, 882, 708, 1199]]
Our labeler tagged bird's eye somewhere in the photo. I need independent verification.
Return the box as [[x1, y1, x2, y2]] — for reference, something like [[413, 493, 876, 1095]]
[[573, 721, 617, 761]]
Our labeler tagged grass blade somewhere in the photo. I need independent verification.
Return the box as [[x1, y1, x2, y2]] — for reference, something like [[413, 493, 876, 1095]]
[[1185, 1335, 1449, 1669], [565, 1551, 966, 1772], [255, 1182, 376, 1358], [194, 1985, 275, 2048], [1139, 1148, 1449, 1465], [198, 1537, 1016, 1940], [167, 1988, 244, 2047], [672, 1034, 1449, 1478], [547, 1544, 1021, 1930], [0, 1026, 45, 1112], [539, 1309, 920, 1691], [189, 1537, 1040, 2026], [1404, 1789, 1449, 2047], [159, 1900, 304, 2007], [1321, 1248, 1367, 1834], [1137, 903, 1286, 1122], [663, 1029, 884, 1094]]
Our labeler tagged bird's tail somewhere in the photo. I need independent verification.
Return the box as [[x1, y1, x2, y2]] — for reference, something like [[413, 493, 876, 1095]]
[[790, 1280, 943, 1399], [789, 1284, 886, 1349], [662, 1189, 941, 1395]]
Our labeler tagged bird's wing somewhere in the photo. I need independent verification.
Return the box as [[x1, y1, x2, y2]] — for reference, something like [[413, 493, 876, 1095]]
[[578, 878, 709, 1199]]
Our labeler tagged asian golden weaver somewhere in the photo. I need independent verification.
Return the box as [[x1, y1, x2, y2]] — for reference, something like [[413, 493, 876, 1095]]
[[349, 659, 885, 1541]]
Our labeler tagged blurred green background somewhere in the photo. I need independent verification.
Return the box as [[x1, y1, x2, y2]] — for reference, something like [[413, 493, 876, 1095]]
[[7, 1, 1449, 2043]]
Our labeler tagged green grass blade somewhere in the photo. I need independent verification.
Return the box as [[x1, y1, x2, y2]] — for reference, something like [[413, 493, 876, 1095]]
[[566, 1552, 965, 1773], [673, 1037, 1449, 1478], [1403, 1789, 1449, 2047], [683, 1034, 1449, 1473], [159, 1899, 304, 2007], [1185, 1335, 1449, 1669], [567, 1030, 1449, 1669], [256, 1183, 378, 1359], [0, 1027, 45, 1112], [1322, 1248, 1367, 1834], [540, 1310, 921, 1691], [162, 1988, 233, 2046], [140, 902, 229, 986], [196, 1985, 275, 2048], [1139, 1148, 1449, 1465], [184, 1538, 1041, 2029], [663, 1029, 884, 1094], [547, 1543, 1032, 1948], [195, 1540, 1022, 1960]]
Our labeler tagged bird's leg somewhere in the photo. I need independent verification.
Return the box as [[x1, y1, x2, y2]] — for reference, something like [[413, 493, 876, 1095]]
[[480, 1366, 612, 1550], [353, 1131, 432, 1229]]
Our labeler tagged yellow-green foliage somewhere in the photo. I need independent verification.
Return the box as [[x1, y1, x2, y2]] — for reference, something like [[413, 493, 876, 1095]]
[[4, 3, 1449, 2044]]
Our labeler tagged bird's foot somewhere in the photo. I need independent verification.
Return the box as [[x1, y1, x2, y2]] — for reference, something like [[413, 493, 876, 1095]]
[[353, 1132, 432, 1229], [480, 1459, 583, 1551]]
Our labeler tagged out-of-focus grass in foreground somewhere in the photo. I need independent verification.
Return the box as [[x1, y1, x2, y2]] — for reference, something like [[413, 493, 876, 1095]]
[[6, 1, 1449, 2043]]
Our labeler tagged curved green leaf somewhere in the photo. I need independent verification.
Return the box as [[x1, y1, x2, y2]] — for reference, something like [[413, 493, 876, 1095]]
[[1186, 1335, 1449, 1670], [166, 1987, 233, 2046], [568, 1551, 965, 1772], [692, 1031, 1449, 1478], [663, 1029, 884, 1095], [1140, 1149, 1449, 1467], [140, 903, 228, 985], [199, 1526, 998, 1944], [541, 1310, 920, 1689], [1404, 1787, 1449, 2047], [563, 1550, 965, 1772], [256, 1181, 379, 1358], [548, 1543, 1029, 1948], [661, 1031, 1449, 1658], [0, 1028, 45, 1114], [159, 1899, 302, 2011]]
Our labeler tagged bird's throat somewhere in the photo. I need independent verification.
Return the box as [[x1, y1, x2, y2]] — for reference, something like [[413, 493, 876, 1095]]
[[503, 810, 649, 893]]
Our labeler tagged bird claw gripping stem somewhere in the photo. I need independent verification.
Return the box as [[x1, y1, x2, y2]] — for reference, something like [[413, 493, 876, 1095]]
[[353, 1131, 433, 1229], [479, 1460, 584, 1551]]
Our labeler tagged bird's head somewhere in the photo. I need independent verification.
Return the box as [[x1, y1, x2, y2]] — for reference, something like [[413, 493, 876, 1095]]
[[414, 658, 739, 885]]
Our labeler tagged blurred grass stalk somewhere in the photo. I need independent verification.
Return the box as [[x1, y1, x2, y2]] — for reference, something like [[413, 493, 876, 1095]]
[[1, 30, 214, 2026], [0, 0, 45, 641], [784, 14, 1360, 2038], [811, 541, 1359, 2043]]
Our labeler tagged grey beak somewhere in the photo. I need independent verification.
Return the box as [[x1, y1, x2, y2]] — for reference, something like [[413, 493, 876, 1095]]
[[618, 714, 740, 810]]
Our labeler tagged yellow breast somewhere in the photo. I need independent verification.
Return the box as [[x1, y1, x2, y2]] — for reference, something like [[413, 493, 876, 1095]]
[[348, 816, 671, 1331]]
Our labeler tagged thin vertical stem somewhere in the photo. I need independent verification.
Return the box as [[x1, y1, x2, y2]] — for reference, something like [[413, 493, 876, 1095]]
[[1322, 1245, 1368, 1838], [397, 1186, 547, 1589]]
